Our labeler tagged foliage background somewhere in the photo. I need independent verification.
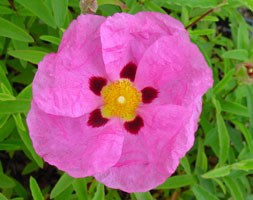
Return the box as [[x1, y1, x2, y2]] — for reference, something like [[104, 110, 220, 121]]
[[0, 0, 253, 199]]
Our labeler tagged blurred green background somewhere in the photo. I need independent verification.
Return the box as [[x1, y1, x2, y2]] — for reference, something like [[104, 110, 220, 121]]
[[0, 0, 253, 199]]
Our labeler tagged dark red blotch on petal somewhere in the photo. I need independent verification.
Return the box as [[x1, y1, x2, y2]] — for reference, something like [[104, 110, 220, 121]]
[[88, 109, 109, 127], [141, 87, 158, 103], [89, 76, 107, 96], [120, 62, 137, 82], [124, 115, 144, 134]]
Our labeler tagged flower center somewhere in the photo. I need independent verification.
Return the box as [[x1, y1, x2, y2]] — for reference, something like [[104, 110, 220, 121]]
[[101, 79, 141, 121]]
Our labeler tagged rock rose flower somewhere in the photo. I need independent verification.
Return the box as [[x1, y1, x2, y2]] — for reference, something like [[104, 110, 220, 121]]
[[27, 12, 213, 192]]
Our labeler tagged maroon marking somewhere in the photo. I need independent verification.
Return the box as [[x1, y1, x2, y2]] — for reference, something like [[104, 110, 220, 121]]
[[120, 62, 137, 82], [245, 63, 253, 78], [87, 109, 109, 127], [141, 87, 158, 104], [89, 76, 107, 96], [124, 115, 144, 134]]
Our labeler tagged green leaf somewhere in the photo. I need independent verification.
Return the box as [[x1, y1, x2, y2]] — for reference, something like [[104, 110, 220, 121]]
[[15, 0, 56, 28], [40, 35, 61, 45], [13, 114, 43, 167], [8, 50, 47, 64], [92, 183, 104, 200], [246, 85, 253, 126], [168, 0, 218, 8], [51, 0, 68, 28], [192, 184, 219, 200], [213, 69, 235, 95], [0, 174, 16, 188], [222, 49, 249, 61], [97, 0, 126, 7], [134, 192, 153, 200], [0, 193, 8, 200], [144, 1, 166, 14], [223, 177, 245, 200], [0, 99, 30, 114], [180, 156, 191, 175], [233, 159, 253, 171], [237, 23, 249, 49], [18, 84, 32, 100], [219, 99, 249, 117], [0, 66, 12, 94], [0, 93, 15, 101], [72, 179, 89, 200], [216, 112, 230, 165], [244, 0, 253, 10], [195, 137, 208, 172], [156, 175, 196, 189], [189, 29, 215, 36], [202, 166, 231, 179], [0, 17, 33, 42], [50, 173, 74, 199], [29, 177, 44, 200]]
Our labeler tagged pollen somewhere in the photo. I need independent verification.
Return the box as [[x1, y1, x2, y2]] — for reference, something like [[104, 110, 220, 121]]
[[101, 79, 141, 121]]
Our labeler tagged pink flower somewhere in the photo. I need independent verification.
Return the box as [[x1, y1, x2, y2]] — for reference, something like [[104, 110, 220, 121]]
[[27, 12, 213, 192]]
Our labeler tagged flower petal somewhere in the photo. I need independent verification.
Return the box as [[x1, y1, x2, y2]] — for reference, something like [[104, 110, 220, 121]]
[[100, 12, 187, 81], [95, 103, 198, 192], [135, 35, 213, 107], [27, 102, 124, 177], [33, 15, 107, 117]]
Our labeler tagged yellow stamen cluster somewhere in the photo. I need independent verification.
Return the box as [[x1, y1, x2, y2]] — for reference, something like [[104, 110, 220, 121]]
[[101, 79, 141, 121]]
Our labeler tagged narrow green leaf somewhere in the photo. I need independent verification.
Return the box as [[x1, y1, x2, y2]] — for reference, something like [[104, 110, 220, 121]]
[[29, 177, 44, 200], [18, 84, 32, 100], [195, 137, 208, 172], [50, 173, 74, 199], [156, 175, 196, 189], [72, 179, 89, 200], [92, 183, 104, 200], [237, 23, 249, 49], [0, 66, 12, 94], [1, 83, 12, 95], [246, 85, 253, 126], [134, 192, 153, 200], [219, 99, 249, 117], [213, 69, 235, 95], [0, 99, 30, 114], [144, 2, 166, 14], [216, 112, 230, 165], [192, 184, 219, 200], [0, 174, 16, 188], [0, 17, 33, 42], [51, 0, 68, 28], [222, 49, 249, 61], [40, 35, 61, 45], [202, 166, 231, 179], [13, 115, 43, 167], [223, 177, 245, 200], [180, 156, 191, 175], [0, 93, 15, 101], [233, 159, 253, 171], [190, 29, 215, 36], [12, 113, 25, 131], [8, 50, 47, 64], [0, 114, 10, 129], [168, 0, 218, 8], [15, 0, 56, 28], [97, 0, 126, 7], [0, 193, 8, 200]]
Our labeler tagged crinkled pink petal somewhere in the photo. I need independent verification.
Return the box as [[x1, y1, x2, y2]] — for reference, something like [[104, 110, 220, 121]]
[[100, 12, 188, 81], [135, 35, 213, 106], [33, 15, 107, 117], [95, 103, 196, 192], [27, 102, 124, 177]]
